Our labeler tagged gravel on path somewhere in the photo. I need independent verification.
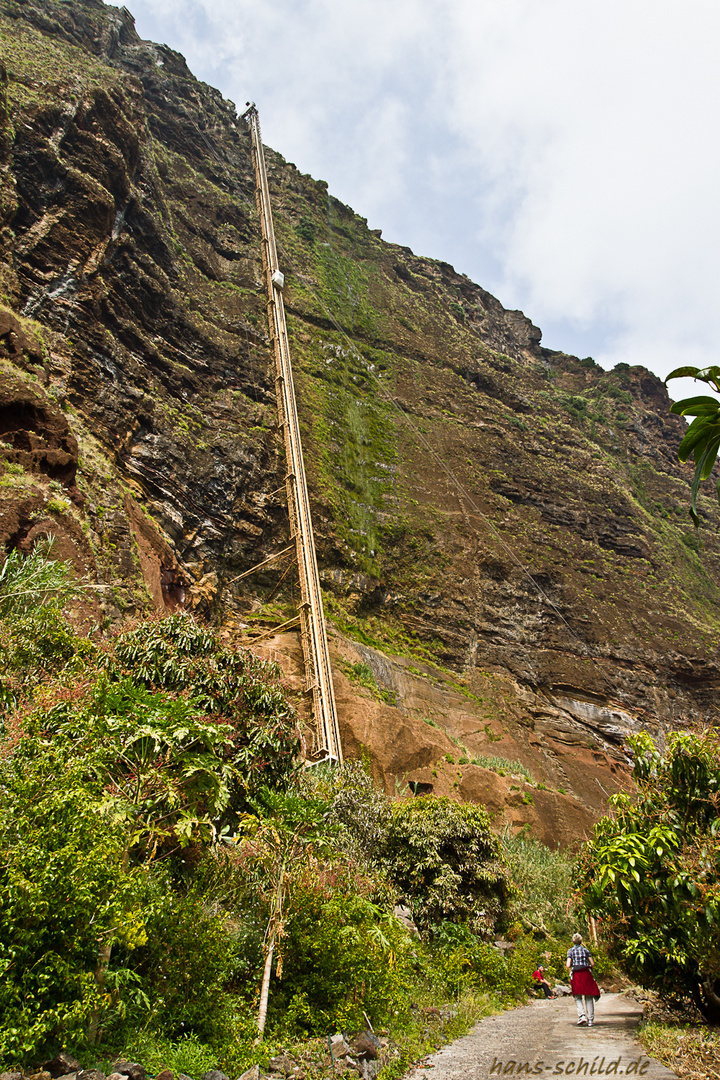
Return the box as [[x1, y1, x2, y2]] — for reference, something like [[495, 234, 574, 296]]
[[403, 993, 679, 1080]]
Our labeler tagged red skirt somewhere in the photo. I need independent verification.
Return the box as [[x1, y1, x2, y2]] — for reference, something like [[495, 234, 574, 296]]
[[571, 969, 600, 998]]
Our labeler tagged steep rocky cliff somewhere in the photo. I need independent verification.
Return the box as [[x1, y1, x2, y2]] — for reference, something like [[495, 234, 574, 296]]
[[1, 0, 719, 845]]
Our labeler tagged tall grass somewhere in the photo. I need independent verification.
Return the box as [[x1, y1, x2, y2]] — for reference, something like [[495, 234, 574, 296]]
[[500, 827, 577, 938]]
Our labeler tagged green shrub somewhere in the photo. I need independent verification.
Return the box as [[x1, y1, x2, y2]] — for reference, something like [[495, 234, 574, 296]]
[[470, 754, 532, 780], [347, 660, 376, 689], [427, 924, 537, 1000], [98, 1030, 219, 1080], [0, 755, 138, 1059], [108, 615, 299, 795], [266, 864, 413, 1034], [381, 796, 511, 935], [124, 881, 240, 1042], [0, 604, 94, 714]]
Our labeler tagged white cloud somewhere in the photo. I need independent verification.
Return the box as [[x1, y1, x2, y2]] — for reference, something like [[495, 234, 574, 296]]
[[441, 1, 720, 371], [120, 0, 720, 390]]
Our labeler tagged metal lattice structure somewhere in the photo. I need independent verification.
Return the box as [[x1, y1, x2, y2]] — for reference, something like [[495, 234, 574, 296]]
[[242, 103, 343, 764]]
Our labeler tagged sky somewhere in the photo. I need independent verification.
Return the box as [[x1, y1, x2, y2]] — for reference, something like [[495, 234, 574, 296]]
[[116, 0, 720, 399]]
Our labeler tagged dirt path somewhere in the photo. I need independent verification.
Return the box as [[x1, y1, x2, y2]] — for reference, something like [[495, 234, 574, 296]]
[[404, 993, 678, 1079]]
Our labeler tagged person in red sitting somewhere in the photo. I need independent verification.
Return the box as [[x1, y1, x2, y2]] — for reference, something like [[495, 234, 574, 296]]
[[566, 932, 601, 1026], [532, 965, 556, 998]]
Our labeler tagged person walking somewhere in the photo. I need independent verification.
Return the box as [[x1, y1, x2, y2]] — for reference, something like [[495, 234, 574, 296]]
[[566, 932, 600, 1026]]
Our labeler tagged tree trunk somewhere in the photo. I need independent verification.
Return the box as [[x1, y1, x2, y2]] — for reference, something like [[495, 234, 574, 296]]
[[690, 978, 720, 1024], [256, 863, 286, 1042], [87, 938, 113, 1045], [256, 929, 276, 1041]]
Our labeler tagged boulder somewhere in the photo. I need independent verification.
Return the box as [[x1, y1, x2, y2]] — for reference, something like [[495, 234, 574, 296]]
[[111, 1065, 145, 1080], [421, 1006, 441, 1019], [492, 939, 515, 955], [267, 1058, 297, 1076], [393, 904, 419, 936], [329, 1034, 352, 1060], [43, 1056, 82, 1079], [351, 1033, 380, 1061]]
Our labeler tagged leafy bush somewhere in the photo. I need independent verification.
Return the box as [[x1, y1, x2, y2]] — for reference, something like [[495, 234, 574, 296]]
[[425, 923, 537, 1000], [323, 766, 512, 937], [267, 863, 412, 1034], [0, 676, 245, 1055], [0, 753, 137, 1059], [122, 879, 240, 1042], [381, 796, 511, 935], [27, 676, 238, 857], [327, 759, 393, 858], [580, 728, 720, 1022], [0, 604, 94, 715], [108, 615, 299, 795]]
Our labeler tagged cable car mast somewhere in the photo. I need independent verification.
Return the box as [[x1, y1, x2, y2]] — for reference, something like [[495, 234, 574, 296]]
[[242, 103, 342, 764]]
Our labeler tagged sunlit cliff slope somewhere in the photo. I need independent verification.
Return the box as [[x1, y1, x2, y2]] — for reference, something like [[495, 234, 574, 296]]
[[1, 0, 719, 844]]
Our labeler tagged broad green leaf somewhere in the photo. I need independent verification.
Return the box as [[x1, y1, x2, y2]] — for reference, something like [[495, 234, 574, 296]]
[[677, 418, 714, 461], [670, 394, 720, 415], [666, 366, 703, 381]]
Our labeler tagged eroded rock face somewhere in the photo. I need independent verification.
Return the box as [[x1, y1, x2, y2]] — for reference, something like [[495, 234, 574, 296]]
[[0, 371, 79, 491], [253, 629, 630, 847], [1, 0, 719, 842]]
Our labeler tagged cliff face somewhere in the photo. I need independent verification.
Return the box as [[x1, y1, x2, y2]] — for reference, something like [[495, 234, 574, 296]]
[[2, 0, 719, 844]]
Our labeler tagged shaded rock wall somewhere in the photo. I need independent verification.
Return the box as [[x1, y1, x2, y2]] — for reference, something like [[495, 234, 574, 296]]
[[1, 0, 719, 842]]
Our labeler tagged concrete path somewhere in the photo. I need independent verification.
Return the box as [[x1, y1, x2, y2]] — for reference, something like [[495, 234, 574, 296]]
[[404, 993, 678, 1079]]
